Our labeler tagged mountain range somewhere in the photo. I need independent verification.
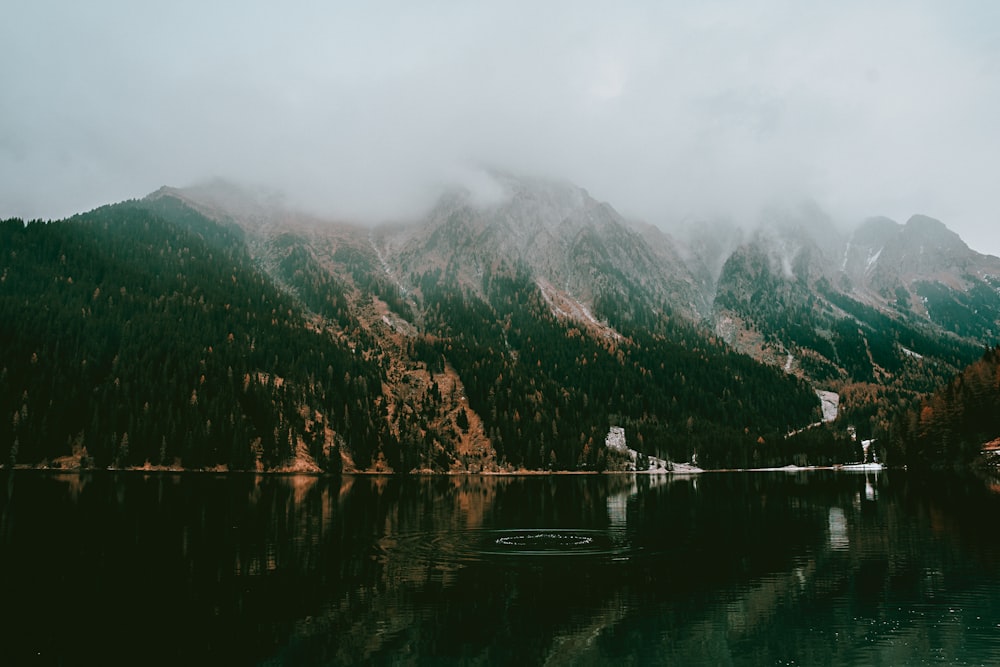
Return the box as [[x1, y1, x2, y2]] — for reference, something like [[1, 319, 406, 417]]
[[2, 173, 998, 472]]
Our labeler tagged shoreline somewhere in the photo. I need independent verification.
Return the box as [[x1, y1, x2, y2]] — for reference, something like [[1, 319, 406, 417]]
[[0, 463, 886, 476]]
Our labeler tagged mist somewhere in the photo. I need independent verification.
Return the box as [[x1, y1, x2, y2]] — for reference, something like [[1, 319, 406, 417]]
[[3, 1, 1000, 254]]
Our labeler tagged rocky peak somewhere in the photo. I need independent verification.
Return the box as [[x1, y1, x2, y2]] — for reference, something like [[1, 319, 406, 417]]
[[901, 214, 967, 252], [851, 216, 900, 246], [381, 173, 708, 321]]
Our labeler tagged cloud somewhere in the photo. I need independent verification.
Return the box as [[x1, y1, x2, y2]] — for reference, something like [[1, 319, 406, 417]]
[[2, 1, 999, 254]]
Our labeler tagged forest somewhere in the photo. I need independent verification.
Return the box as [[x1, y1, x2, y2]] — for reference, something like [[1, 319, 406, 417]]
[[0, 201, 388, 471], [885, 345, 1000, 468], [3, 197, 991, 472], [413, 263, 833, 470]]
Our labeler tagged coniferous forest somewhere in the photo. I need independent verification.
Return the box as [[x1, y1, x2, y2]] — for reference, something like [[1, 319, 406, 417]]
[[3, 194, 999, 472], [1, 201, 386, 471], [886, 345, 1000, 468]]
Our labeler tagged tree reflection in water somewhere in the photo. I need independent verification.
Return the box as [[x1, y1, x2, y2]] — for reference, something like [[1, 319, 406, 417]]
[[2, 470, 1000, 665]]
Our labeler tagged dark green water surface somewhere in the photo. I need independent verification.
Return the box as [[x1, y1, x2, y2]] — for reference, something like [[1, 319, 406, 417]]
[[2, 470, 1000, 665]]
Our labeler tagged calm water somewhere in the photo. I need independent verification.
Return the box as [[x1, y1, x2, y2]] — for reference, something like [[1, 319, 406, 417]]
[[2, 470, 1000, 666]]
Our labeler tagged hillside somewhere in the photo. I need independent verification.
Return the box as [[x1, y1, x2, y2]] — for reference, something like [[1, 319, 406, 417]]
[[0, 200, 389, 472], [2, 176, 999, 471], [886, 346, 1000, 468], [708, 206, 1000, 445]]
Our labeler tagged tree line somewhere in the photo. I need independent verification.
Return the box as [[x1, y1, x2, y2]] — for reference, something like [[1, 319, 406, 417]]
[[1, 200, 388, 470], [884, 345, 1000, 468], [7, 195, 951, 473]]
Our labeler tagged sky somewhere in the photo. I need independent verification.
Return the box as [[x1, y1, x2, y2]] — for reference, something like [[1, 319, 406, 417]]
[[3, 1, 1000, 254]]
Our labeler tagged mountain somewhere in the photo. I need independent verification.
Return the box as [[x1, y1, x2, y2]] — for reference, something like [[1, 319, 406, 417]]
[[375, 172, 708, 321], [709, 204, 1000, 442], [842, 214, 1000, 338], [2, 174, 999, 471], [0, 199, 388, 472]]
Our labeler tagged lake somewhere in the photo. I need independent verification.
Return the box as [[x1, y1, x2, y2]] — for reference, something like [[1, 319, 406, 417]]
[[2, 469, 1000, 665]]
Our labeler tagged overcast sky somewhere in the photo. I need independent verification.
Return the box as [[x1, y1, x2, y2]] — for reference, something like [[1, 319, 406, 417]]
[[3, 1, 999, 254]]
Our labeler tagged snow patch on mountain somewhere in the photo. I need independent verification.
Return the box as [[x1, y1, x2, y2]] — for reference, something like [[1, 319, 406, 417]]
[[369, 231, 409, 298], [866, 247, 883, 272]]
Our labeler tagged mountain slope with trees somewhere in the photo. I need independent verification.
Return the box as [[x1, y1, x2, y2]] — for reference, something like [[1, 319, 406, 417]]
[[1, 193, 828, 472], [3, 175, 999, 472], [886, 346, 1000, 468], [709, 209, 1000, 444], [0, 199, 388, 471]]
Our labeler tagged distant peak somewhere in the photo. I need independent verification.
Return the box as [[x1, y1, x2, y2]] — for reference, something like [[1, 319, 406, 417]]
[[858, 216, 899, 231], [448, 168, 511, 208], [902, 214, 966, 249], [144, 179, 289, 220], [145, 185, 182, 201], [849, 216, 901, 246], [437, 169, 597, 221], [904, 214, 947, 231]]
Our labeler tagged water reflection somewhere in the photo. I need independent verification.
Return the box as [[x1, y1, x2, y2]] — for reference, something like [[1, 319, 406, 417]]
[[1, 470, 1000, 665], [829, 506, 849, 550]]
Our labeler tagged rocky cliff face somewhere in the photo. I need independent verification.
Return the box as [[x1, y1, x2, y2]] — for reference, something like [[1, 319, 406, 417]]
[[374, 172, 707, 323], [163, 178, 1000, 376], [839, 214, 1000, 307]]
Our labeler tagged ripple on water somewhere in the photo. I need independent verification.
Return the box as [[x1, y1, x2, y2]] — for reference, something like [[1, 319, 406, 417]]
[[376, 528, 632, 567], [484, 529, 621, 557], [495, 532, 593, 548]]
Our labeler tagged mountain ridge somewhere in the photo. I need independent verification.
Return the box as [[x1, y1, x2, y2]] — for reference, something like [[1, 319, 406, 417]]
[[171, 177, 1000, 447], [3, 175, 998, 472]]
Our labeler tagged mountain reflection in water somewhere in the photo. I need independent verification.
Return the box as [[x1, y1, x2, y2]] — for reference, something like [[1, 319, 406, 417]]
[[2, 470, 1000, 665]]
